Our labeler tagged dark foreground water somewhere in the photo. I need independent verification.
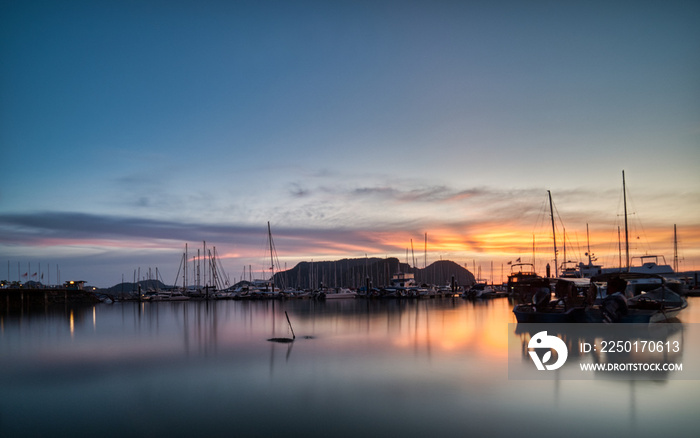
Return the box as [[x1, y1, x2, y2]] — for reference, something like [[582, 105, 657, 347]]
[[2, 297, 700, 437]]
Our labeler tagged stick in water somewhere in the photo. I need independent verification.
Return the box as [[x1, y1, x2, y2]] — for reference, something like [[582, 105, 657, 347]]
[[285, 311, 296, 340]]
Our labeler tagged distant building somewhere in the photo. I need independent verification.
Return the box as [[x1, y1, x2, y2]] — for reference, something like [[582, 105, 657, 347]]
[[64, 280, 86, 290], [24, 280, 44, 289]]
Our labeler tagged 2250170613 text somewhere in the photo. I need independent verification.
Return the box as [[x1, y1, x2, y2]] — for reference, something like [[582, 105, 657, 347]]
[[580, 341, 681, 354]]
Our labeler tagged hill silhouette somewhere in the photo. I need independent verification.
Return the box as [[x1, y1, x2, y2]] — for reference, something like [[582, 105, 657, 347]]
[[100, 258, 476, 293], [273, 257, 474, 290]]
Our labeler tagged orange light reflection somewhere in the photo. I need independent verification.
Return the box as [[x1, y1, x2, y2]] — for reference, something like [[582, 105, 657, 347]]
[[389, 300, 514, 360]]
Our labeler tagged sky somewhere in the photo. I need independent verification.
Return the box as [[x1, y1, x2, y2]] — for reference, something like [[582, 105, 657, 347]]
[[1, 0, 699, 287]]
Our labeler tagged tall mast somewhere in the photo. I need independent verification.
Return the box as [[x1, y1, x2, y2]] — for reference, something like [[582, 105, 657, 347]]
[[618, 226, 622, 271], [410, 239, 416, 268], [268, 222, 275, 291], [586, 223, 592, 265], [548, 190, 558, 278], [623, 170, 630, 271], [673, 224, 678, 272]]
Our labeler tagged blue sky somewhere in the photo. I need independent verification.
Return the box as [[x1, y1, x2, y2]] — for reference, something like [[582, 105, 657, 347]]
[[1, 0, 699, 286]]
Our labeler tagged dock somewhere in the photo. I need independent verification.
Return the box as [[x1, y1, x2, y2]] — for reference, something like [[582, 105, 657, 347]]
[[1, 288, 100, 312]]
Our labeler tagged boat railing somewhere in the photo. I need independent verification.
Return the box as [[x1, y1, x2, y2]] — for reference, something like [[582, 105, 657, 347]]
[[508, 263, 537, 276], [630, 254, 667, 267]]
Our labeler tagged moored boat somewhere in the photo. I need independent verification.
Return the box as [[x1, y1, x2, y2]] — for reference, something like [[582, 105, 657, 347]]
[[320, 288, 357, 299], [463, 280, 504, 299], [151, 290, 190, 301], [512, 278, 591, 323], [587, 273, 687, 323], [507, 263, 550, 302]]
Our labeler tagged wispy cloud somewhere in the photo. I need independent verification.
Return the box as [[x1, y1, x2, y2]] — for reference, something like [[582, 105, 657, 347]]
[[347, 185, 489, 204], [0, 212, 244, 245], [2, 178, 699, 287]]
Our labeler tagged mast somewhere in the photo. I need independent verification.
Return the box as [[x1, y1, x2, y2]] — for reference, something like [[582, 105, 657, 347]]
[[623, 170, 630, 271], [618, 226, 622, 272], [586, 223, 592, 265], [547, 190, 558, 278], [673, 224, 678, 272], [268, 222, 275, 292], [411, 239, 416, 268]]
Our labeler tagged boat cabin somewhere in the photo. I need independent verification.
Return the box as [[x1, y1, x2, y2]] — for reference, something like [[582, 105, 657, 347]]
[[390, 272, 416, 288], [629, 255, 674, 275]]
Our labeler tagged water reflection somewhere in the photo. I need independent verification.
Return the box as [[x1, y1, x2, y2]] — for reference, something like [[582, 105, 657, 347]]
[[0, 298, 699, 437]]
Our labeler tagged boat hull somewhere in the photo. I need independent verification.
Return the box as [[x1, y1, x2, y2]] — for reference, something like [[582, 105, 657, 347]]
[[583, 307, 657, 324], [512, 305, 586, 323], [513, 305, 668, 324], [323, 293, 357, 299]]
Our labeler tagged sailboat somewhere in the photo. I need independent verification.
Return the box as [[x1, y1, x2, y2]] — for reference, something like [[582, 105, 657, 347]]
[[588, 171, 687, 322], [245, 222, 282, 299], [512, 191, 591, 322]]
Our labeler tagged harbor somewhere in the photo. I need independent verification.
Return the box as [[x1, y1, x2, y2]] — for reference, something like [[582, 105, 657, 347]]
[[1, 297, 700, 437], [2, 206, 698, 437], [3, 1, 700, 436]]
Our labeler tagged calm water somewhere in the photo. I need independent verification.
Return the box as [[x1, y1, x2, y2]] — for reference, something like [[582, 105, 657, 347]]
[[2, 297, 700, 437]]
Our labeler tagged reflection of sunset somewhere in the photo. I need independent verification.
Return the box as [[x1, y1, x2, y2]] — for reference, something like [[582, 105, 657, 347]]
[[388, 300, 513, 360]]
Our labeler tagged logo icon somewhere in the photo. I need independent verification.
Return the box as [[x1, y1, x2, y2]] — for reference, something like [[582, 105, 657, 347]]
[[528, 331, 568, 371]]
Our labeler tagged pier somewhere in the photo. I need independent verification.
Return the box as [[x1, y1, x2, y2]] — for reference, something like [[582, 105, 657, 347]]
[[0, 288, 100, 312]]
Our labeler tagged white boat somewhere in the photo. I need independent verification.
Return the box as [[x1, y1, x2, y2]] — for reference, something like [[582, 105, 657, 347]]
[[167, 291, 190, 301], [628, 255, 675, 275], [463, 280, 497, 299], [213, 290, 234, 299], [322, 288, 357, 299], [152, 290, 190, 301]]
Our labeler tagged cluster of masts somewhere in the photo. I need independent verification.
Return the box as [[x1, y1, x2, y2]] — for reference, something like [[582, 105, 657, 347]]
[[538, 171, 683, 280]]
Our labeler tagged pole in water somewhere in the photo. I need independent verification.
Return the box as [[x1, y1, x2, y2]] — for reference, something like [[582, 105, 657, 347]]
[[285, 311, 296, 340]]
